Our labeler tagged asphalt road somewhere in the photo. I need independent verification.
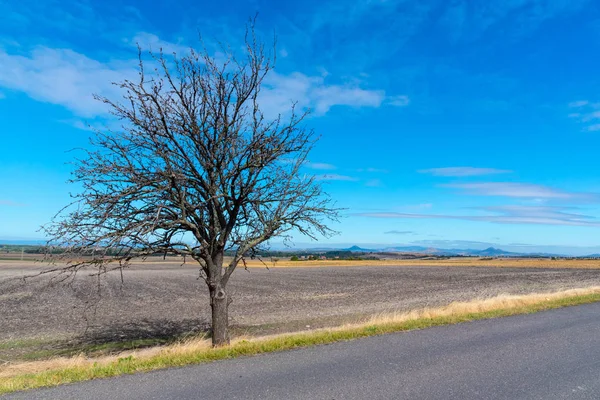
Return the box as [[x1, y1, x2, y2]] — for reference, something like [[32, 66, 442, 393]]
[[6, 303, 600, 400]]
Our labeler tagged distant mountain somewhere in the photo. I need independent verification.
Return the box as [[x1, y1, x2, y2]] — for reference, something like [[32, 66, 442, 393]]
[[344, 245, 377, 252], [470, 247, 519, 257], [338, 245, 565, 258]]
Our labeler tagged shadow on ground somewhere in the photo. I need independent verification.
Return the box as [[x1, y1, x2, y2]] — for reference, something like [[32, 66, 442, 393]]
[[0, 319, 212, 362], [77, 318, 211, 346]]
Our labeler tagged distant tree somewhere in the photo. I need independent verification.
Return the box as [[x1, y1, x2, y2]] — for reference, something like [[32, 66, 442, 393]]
[[43, 23, 339, 346], [290, 255, 299, 261]]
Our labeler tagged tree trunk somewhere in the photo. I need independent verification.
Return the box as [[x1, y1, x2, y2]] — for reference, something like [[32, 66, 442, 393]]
[[210, 283, 230, 346]]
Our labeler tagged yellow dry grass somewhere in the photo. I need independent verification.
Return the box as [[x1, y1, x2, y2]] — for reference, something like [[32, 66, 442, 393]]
[[3, 286, 600, 381], [242, 258, 600, 269], [365, 286, 600, 325], [4, 256, 600, 269]]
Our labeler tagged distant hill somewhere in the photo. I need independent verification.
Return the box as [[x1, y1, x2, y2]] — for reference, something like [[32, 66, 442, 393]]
[[379, 245, 512, 256], [340, 245, 565, 258], [344, 245, 377, 252], [470, 247, 518, 257]]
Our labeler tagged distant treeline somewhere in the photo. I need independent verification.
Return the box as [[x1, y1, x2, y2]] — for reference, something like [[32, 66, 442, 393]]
[[244, 250, 379, 261], [0, 244, 144, 256], [4, 244, 596, 260], [0, 244, 49, 254]]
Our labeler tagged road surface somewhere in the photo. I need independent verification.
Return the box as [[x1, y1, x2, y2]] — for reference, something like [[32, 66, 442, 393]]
[[5, 303, 600, 399]]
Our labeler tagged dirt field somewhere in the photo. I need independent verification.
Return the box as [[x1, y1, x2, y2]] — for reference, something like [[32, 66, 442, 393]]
[[2, 258, 600, 353]]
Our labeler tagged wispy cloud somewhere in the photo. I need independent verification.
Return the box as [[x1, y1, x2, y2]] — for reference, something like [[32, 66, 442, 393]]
[[384, 230, 414, 235], [438, 0, 590, 44], [304, 162, 337, 170], [59, 119, 95, 131], [0, 0, 143, 42], [260, 71, 388, 116], [441, 182, 598, 202], [128, 32, 190, 55], [355, 205, 600, 227], [0, 42, 397, 120], [401, 203, 433, 210], [298, 0, 588, 77], [476, 205, 597, 223], [365, 179, 383, 187], [569, 100, 589, 108], [386, 95, 410, 107], [315, 174, 359, 181], [0, 200, 25, 207], [0, 46, 137, 117], [567, 100, 600, 131], [419, 167, 512, 177], [357, 167, 389, 173], [282, 159, 338, 171]]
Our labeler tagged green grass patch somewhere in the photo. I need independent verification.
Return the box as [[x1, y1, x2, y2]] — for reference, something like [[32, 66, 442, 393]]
[[2, 292, 600, 395], [1, 337, 171, 363], [0, 338, 49, 351], [81, 338, 170, 356]]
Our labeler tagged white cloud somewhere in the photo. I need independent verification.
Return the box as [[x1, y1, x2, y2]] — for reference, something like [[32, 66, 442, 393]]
[[365, 179, 383, 187], [419, 167, 512, 177], [386, 95, 410, 107], [0, 200, 24, 207], [0, 42, 395, 120], [586, 124, 600, 132], [356, 205, 600, 227], [59, 118, 122, 132], [304, 162, 337, 170], [128, 32, 190, 55], [412, 203, 433, 210], [315, 174, 359, 181], [357, 167, 389, 173], [384, 230, 414, 235], [312, 85, 384, 114], [0, 46, 137, 117], [367, 167, 388, 173], [59, 119, 94, 131], [567, 100, 600, 132], [260, 71, 386, 117], [568, 100, 589, 108], [441, 182, 597, 201], [580, 110, 600, 122]]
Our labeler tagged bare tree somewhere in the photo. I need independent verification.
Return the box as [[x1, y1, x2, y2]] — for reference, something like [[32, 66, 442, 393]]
[[43, 25, 339, 346]]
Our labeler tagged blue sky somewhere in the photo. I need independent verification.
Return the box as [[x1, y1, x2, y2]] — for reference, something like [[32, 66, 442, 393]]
[[1, 0, 600, 255]]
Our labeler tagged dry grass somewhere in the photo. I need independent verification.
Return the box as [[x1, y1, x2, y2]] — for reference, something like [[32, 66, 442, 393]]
[[4, 255, 600, 269], [2, 286, 600, 395], [245, 258, 600, 269], [366, 286, 600, 324]]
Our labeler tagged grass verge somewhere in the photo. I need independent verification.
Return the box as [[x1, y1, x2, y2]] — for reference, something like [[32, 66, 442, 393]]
[[2, 287, 600, 395]]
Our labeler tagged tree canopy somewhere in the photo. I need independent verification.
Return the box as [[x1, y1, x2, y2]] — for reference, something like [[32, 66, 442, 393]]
[[43, 25, 339, 345]]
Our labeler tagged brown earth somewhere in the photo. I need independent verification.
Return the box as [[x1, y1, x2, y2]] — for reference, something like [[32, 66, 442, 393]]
[[2, 258, 600, 351]]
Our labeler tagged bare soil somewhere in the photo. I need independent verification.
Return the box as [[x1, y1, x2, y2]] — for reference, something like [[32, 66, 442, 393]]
[[2, 259, 600, 360]]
